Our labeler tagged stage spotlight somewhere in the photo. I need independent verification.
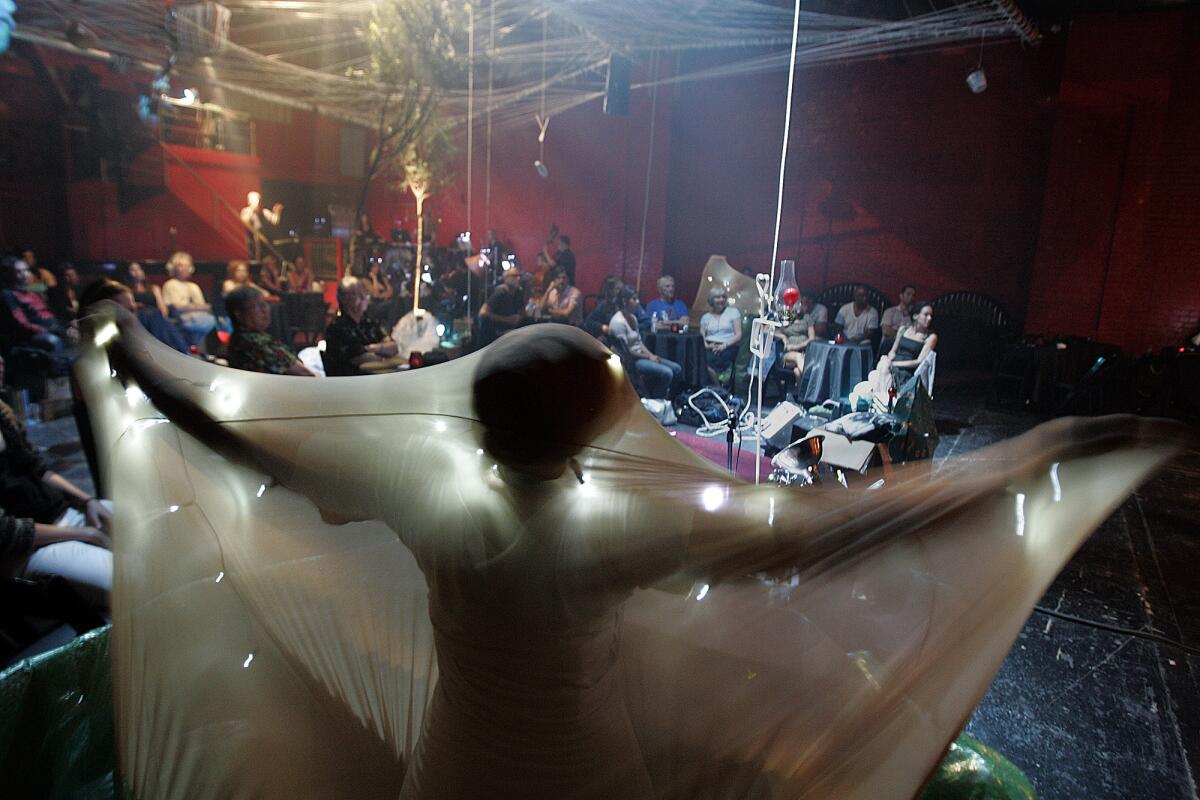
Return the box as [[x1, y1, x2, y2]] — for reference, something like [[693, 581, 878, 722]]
[[534, 160, 549, 178], [966, 68, 987, 94]]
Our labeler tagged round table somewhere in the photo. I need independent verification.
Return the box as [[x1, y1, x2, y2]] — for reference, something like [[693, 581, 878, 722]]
[[796, 340, 874, 406], [651, 330, 707, 389]]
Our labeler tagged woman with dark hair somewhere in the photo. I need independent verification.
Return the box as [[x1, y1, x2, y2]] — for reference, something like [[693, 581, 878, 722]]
[[533, 266, 583, 326], [607, 286, 681, 398], [855, 301, 939, 409], [879, 301, 937, 388], [121, 262, 188, 353], [123, 262, 168, 317]]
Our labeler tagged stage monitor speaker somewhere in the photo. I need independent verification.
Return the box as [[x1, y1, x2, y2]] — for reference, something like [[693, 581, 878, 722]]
[[603, 54, 631, 116], [761, 401, 805, 450]]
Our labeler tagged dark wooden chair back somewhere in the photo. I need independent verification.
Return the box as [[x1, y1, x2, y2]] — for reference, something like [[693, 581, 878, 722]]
[[929, 291, 1018, 369]]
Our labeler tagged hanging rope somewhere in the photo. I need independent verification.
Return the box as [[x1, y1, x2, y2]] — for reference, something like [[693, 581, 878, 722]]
[[536, 15, 549, 169], [466, 4, 475, 240], [634, 50, 660, 296], [768, 0, 802, 290], [756, 0, 803, 484], [484, 0, 495, 233]]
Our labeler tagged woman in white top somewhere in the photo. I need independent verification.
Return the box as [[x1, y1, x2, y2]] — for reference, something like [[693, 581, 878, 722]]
[[162, 251, 216, 350], [607, 287, 681, 399], [698, 286, 742, 385]]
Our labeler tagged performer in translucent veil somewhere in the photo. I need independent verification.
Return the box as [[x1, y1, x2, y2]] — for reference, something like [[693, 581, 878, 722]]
[[74, 303, 1182, 800]]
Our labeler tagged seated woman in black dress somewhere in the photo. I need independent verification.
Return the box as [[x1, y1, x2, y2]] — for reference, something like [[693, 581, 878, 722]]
[[874, 302, 937, 393]]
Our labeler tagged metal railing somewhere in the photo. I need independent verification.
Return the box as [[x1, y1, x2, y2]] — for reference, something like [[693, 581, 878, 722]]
[[159, 97, 255, 156]]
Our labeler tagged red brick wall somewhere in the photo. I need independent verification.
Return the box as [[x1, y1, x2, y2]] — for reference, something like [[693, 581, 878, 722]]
[[1026, 11, 1200, 353], [663, 41, 1064, 318]]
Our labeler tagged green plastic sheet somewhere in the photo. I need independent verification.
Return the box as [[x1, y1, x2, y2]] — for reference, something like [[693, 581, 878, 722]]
[[0, 626, 118, 799], [0, 626, 1037, 800]]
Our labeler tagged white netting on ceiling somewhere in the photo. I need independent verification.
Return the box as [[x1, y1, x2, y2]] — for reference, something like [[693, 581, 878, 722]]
[[10, 0, 1035, 129]]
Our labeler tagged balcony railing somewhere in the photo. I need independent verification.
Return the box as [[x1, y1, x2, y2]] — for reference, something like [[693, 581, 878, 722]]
[[159, 97, 255, 156]]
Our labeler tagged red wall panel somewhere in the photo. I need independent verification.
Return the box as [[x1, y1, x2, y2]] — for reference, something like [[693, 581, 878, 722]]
[[662, 41, 1063, 318], [1026, 11, 1200, 352]]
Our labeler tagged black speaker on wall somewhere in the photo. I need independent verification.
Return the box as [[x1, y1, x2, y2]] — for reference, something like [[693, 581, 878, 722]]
[[603, 54, 631, 116]]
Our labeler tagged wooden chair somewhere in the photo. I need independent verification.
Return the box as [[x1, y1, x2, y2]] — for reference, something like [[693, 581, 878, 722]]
[[929, 291, 1019, 370]]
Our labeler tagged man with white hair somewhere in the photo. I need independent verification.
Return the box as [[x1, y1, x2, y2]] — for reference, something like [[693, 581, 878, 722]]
[[239, 190, 283, 259], [644, 275, 690, 328]]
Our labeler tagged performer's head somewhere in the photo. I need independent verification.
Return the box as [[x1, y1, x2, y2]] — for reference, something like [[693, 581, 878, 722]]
[[246, 191, 261, 209], [473, 326, 631, 479]]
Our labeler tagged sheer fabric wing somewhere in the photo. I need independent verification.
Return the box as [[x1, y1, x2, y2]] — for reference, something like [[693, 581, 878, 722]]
[[74, 306, 1179, 800]]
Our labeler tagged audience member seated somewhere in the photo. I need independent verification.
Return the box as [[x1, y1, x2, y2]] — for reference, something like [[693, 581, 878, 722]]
[[323, 278, 399, 376], [799, 288, 828, 339], [162, 251, 216, 351], [533, 266, 582, 326], [834, 285, 880, 344], [583, 275, 623, 340], [121, 263, 188, 353], [364, 257, 395, 322], [644, 275, 690, 328], [699, 286, 742, 386], [0, 394, 112, 609], [289, 255, 319, 293], [46, 263, 80, 323], [881, 284, 916, 341], [0, 255, 76, 355], [478, 268, 527, 346], [608, 287, 681, 399], [222, 260, 275, 299], [858, 302, 939, 408], [124, 261, 167, 316], [19, 249, 57, 296], [224, 287, 317, 377], [258, 254, 284, 295], [775, 308, 816, 385]]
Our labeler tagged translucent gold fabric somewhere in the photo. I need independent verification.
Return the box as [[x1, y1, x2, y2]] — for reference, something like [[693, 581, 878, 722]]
[[74, 305, 1180, 800]]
